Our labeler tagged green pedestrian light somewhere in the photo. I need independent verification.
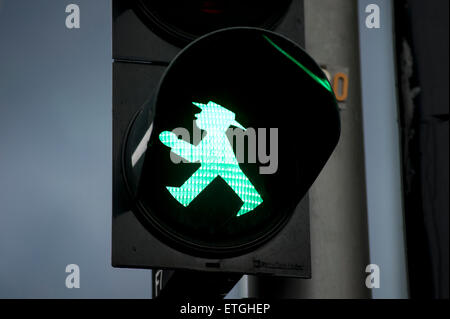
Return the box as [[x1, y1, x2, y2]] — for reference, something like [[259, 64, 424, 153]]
[[159, 101, 263, 217], [115, 27, 340, 271]]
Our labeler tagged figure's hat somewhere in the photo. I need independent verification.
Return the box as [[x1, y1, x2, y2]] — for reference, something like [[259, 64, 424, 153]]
[[193, 101, 246, 130]]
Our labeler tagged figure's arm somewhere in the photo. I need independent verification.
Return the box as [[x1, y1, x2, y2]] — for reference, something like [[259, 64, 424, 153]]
[[159, 131, 199, 162]]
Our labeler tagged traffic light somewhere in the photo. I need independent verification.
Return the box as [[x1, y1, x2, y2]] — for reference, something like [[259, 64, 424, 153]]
[[113, 0, 304, 62], [112, 1, 340, 283]]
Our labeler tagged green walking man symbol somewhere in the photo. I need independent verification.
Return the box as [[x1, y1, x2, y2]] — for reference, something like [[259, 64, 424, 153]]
[[159, 101, 263, 217]]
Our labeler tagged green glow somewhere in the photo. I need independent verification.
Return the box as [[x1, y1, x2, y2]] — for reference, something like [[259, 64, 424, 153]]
[[159, 101, 263, 217], [262, 34, 333, 93]]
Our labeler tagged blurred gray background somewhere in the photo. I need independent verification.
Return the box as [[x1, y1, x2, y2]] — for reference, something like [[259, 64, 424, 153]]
[[0, 0, 151, 298]]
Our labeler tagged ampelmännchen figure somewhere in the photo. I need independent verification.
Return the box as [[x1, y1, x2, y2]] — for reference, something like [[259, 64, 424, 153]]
[[159, 101, 263, 217]]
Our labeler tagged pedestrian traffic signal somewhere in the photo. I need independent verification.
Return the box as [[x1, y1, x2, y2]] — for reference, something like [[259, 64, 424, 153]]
[[133, 0, 293, 46], [113, 24, 340, 278]]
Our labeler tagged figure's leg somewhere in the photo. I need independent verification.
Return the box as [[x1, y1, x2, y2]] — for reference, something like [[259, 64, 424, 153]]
[[166, 166, 217, 207], [220, 165, 263, 217]]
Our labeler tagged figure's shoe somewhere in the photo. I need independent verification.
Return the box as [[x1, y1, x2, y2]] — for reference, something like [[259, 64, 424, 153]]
[[236, 197, 263, 217], [236, 206, 251, 217], [167, 186, 191, 207]]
